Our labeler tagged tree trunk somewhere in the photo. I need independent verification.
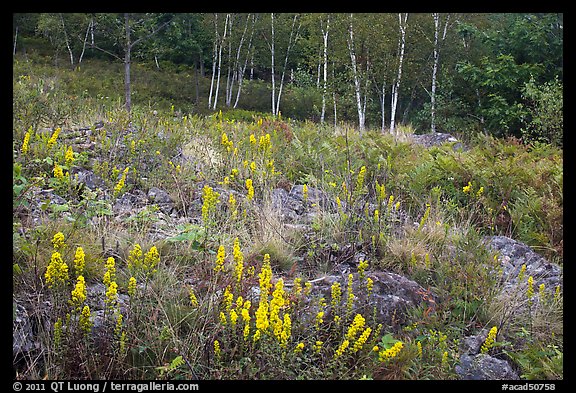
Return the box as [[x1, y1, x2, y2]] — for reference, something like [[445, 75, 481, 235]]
[[208, 14, 218, 109], [275, 14, 300, 116], [347, 14, 365, 134], [390, 13, 408, 135], [271, 13, 276, 115], [234, 14, 257, 108], [431, 13, 450, 134], [13, 25, 18, 56], [213, 14, 229, 110], [320, 16, 329, 124], [124, 13, 132, 113], [380, 82, 386, 132], [60, 14, 74, 66]]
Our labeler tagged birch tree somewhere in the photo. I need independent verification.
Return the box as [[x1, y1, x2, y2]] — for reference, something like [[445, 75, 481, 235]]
[[430, 13, 451, 133], [346, 13, 370, 134], [320, 15, 330, 124], [267, 13, 301, 116], [390, 13, 408, 135]]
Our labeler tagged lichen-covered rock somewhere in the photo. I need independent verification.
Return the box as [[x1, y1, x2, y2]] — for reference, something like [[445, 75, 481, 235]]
[[411, 132, 466, 150], [13, 301, 34, 357], [485, 235, 562, 297], [456, 353, 519, 380]]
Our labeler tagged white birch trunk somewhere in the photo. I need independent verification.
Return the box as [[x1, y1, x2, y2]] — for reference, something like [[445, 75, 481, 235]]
[[275, 14, 300, 116], [320, 16, 329, 124], [234, 14, 257, 108], [431, 13, 439, 134], [208, 14, 218, 109], [78, 18, 93, 64], [390, 13, 408, 136], [213, 13, 230, 110], [271, 13, 276, 115], [60, 14, 74, 66], [380, 82, 386, 132], [347, 14, 365, 133]]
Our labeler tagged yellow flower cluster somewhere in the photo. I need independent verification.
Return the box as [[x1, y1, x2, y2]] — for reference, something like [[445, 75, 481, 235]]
[[221, 132, 234, 152], [527, 276, 534, 298], [312, 341, 323, 354], [45, 251, 69, 289], [54, 162, 64, 179], [105, 281, 119, 309], [53, 318, 63, 348], [72, 247, 86, 278], [233, 238, 244, 284], [314, 311, 324, 330], [127, 243, 143, 271], [355, 166, 367, 195], [480, 326, 498, 354], [22, 128, 31, 155], [201, 185, 220, 223], [70, 275, 87, 310], [65, 146, 74, 166], [47, 127, 61, 149], [346, 273, 354, 314], [294, 342, 305, 354], [113, 167, 129, 197], [302, 184, 309, 203], [103, 257, 116, 287], [214, 340, 221, 358], [79, 305, 92, 336], [378, 341, 404, 362], [351, 327, 372, 353], [345, 314, 366, 341], [259, 133, 271, 152], [128, 276, 137, 298], [357, 259, 369, 280], [463, 181, 472, 194], [366, 277, 374, 295], [334, 339, 350, 359], [376, 180, 386, 204], [249, 134, 257, 147], [52, 232, 66, 251], [246, 178, 254, 201], [330, 282, 342, 310], [143, 246, 160, 277], [214, 245, 226, 273]]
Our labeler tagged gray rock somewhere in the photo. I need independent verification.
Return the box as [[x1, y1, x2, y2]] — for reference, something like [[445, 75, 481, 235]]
[[485, 236, 562, 296], [13, 301, 34, 357], [69, 167, 105, 190], [147, 187, 174, 205], [411, 132, 467, 151], [456, 353, 519, 380]]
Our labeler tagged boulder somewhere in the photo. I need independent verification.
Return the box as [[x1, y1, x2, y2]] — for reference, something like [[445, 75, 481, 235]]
[[456, 353, 519, 380], [411, 132, 466, 150]]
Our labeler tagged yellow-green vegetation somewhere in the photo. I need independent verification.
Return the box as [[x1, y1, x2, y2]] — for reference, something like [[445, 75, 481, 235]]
[[12, 56, 562, 380]]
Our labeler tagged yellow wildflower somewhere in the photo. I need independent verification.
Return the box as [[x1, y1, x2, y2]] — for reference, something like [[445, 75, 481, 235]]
[[229, 309, 238, 327], [334, 339, 350, 359], [294, 342, 305, 354], [331, 282, 342, 310], [313, 341, 323, 354], [417, 341, 423, 358], [70, 275, 87, 309], [189, 288, 199, 307], [143, 246, 160, 276], [79, 305, 92, 336], [127, 243, 143, 271], [52, 232, 65, 251], [527, 276, 534, 302], [105, 281, 118, 309], [47, 127, 61, 149], [73, 247, 85, 278], [233, 238, 244, 284], [302, 184, 308, 203], [378, 341, 404, 362], [103, 257, 116, 287], [352, 327, 372, 353], [246, 178, 254, 201], [22, 129, 31, 155], [214, 340, 221, 358], [315, 311, 324, 330], [463, 181, 472, 194], [480, 326, 498, 354], [214, 245, 226, 273], [357, 259, 369, 280], [345, 314, 366, 341], [128, 276, 137, 298], [201, 185, 220, 223], [249, 134, 257, 146], [45, 251, 69, 288], [53, 318, 63, 348], [65, 146, 74, 166]]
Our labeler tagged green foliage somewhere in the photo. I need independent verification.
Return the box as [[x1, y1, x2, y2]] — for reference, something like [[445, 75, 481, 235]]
[[521, 77, 563, 146]]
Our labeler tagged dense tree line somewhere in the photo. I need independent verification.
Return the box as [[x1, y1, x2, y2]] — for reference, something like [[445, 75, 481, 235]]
[[13, 13, 563, 145]]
